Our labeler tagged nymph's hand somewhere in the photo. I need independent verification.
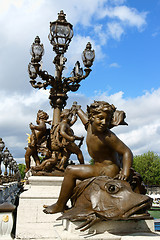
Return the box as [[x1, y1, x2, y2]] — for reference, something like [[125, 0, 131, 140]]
[[29, 123, 34, 130], [80, 136, 84, 140], [114, 169, 128, 181], [75, 104, 81, 111], [70, 136, 75, 142]]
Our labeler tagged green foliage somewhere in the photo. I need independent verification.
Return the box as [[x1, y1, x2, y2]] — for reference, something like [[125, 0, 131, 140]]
[[133, 151, 160, 186], [89, 159, 94, 165], [38, 154, 45, 163], [18, 163, 26, 179]]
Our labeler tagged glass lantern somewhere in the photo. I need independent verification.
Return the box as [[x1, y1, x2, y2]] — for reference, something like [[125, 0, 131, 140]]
[[48, 10, 73, 54], [82, 42, 95, 68], [3, 147, 9, 159], [8, 153, 13, 162], [28, 63, 37, 79], [30, 36, 44, 63], [75, 61, 83, 77], [0, 138, 5, 152]]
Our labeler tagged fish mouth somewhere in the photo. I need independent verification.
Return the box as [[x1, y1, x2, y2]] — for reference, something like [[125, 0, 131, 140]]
[[122, 198, 153, 220]]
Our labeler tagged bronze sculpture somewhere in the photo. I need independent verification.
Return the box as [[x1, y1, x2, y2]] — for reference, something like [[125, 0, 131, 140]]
[[57, 176, 152, 231], [26, 11, 95, 175], [30, 106, 84, 173], [51, 108, 84, 170], [43, 101, 137, 214], [26, 11, 152, 228], [25, 110, 51, 173]]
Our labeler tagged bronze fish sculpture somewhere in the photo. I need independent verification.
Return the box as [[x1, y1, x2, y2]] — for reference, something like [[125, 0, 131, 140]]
[[58, 176, 152, 231]]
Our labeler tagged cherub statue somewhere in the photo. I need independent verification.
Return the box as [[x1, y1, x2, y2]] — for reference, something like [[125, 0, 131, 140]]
[[32, 105, 84, 172], [25, 110, 51, 173], [56, 108, 84, 170], [43, 101, 133, 214]]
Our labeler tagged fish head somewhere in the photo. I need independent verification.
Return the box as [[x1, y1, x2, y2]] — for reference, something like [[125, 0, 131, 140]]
[[89, 177, 152, 220]]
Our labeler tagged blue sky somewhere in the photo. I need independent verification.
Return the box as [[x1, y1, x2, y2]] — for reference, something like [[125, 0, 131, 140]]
[[0, 0, 160, 166], [74, 0, 160, 98]]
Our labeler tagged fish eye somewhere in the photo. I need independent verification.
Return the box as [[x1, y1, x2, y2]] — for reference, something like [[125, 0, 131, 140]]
[[105, 183, 120, 194]]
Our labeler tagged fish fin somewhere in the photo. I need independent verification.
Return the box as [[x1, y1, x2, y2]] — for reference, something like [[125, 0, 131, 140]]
[[71, 177, 96, 206]]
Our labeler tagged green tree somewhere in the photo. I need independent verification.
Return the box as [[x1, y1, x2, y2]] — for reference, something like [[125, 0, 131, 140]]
[[133, 151, 160, 186], [18, 163, 26, 179], [89, 159, 94, 165]]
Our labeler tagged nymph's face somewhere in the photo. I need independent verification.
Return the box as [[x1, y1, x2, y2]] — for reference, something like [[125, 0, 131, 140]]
[[91, 111, 111, 132]]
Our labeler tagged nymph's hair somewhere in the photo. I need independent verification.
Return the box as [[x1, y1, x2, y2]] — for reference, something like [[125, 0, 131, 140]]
[[37, 110, 49, 120], [87, 101, 116, 121]]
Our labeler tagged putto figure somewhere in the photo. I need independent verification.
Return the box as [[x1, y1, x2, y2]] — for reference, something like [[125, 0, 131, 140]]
[[25, 110, 51, 172], [43, 101, 133, 214], [55, 108, 84, 170], [32, 107, 84, 172]]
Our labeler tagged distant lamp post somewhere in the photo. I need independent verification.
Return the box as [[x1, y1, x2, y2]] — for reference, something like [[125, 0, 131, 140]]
[[28, 10, 95, 125], [8, 153, 13, 177], [11, 160, 16, 178], [0, 138, 5, 176], [3, 148, 10, 177]]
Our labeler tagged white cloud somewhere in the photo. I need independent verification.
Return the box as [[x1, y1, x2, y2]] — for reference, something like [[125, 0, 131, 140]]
[[1, 88, 160, 165], [109, 62, 120, 68], [100, 6, 147, 30], [0, 0, 148, 96], [0, 0, 152, 166], [110, 0, 126, 5], [94, 25, 108, 45], [94, 88, 160, 156], [107, 22, 124, 40]]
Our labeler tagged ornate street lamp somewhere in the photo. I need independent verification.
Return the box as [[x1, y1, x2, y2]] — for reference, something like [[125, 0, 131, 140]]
[[0, 138, 5, 176], [8, 153, 13, 178], [30, 36, 44, 63], [3, 147, 10, 177], [10, 159, 17, 178], [48, 10, 73, 55], [28, 10, 95, 125], [82, 42, 95, 68]]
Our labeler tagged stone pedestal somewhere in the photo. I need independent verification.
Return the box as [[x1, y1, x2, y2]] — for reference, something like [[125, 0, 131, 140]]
[[0, 202, 16, 240], [54, 219, 160, 240], [15, 176, 160, 240], [16, 176, 63, 239]]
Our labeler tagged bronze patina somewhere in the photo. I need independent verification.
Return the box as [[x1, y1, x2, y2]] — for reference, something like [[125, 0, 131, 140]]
[[57, 176, 152, 231], [26, 11, 94, 174], [26, 11, 152, 226], [43, 101, 148, 215]]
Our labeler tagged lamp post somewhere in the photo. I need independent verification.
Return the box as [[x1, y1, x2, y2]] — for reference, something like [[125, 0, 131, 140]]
[[3, 148, 10, 178], [28, 10, 95, 125], [0, 138, 5, 177], [8, 154, 13, 180]]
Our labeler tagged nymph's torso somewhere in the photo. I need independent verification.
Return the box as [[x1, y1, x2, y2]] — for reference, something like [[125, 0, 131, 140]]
[[86, 124, 118, 166]]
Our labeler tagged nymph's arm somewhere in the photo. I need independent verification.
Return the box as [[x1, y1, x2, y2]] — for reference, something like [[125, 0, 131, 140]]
[[30, 121, 46, 131], [70, 115, 77, 126], [60, 123, 75, 142], [107, 131, 133, 180], [77, 108, 88, 126]]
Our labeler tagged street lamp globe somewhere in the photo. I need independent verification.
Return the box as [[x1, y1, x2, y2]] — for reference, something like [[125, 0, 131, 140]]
[[82, 42, 95, 68], [30, 36, 44, 63], [0, 138, 5, 152], [48, 10, 73, 55], [8, 153, 13, 162], [3, 147, 10, 159]]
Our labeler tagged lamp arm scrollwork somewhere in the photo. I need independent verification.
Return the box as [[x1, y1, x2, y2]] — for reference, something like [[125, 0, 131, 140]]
[[29, 64, 56, 89], [63, 68, 92, 85], [30, 80, 49, 89], [37, 69, 55, 84]]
